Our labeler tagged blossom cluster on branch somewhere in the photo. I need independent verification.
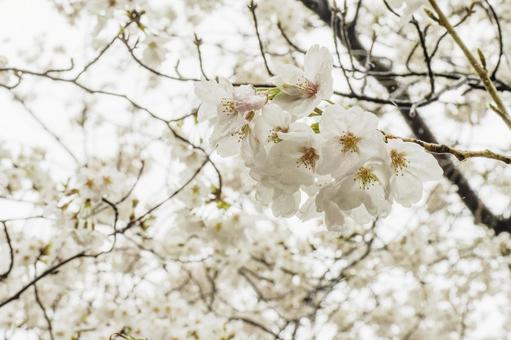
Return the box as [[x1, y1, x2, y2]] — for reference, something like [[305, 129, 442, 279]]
[[195, 46, 443, 229]]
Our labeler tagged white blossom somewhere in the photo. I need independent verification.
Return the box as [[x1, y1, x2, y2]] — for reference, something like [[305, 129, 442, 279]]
[[254, 103, 294, 147], [386, 139, 443, 207], [251, 123, 320, 193], [318, 105, 386, 178], [317, 159, 391, 218], [142, 34, 167, 66], [194, 78, 266, 156], [271, 45, 333, 116]]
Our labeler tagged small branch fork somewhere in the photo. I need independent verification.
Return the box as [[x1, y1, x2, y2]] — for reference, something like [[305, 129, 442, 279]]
[[427, 0, 511, 130]]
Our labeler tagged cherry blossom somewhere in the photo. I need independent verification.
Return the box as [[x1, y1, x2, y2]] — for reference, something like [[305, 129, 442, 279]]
[[317, 105, 386, 178], [192, 44, 446, 228], [251, 123, 320, 193], [318, 159, 391, 218], [271, 45, 333, 116], [194, 78, 266, 156], [142, 34, 167, 66], [254, 103, 294, 147], [386, 139, 443, 207]]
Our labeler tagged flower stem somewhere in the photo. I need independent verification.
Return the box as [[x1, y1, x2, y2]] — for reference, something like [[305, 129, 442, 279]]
[[384, 132, 511, 164]]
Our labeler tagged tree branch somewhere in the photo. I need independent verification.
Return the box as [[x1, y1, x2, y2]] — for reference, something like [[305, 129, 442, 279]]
[[297, 0, 511, 233]]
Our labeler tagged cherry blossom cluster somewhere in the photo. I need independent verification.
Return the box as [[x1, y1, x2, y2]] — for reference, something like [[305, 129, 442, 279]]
[[195, 45, 443, 229]]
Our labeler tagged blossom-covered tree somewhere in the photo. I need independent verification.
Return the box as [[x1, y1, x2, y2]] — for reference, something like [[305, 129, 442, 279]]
[[1, 0, 511, 339]]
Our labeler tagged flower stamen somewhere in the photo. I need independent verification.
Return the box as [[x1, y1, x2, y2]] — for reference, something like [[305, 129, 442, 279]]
[[297, 147, 319, 170], [339, 132, 362, 153], [296, 78, 319, 98], [354, 166, 379, 190], [269, 127, 288, 143], [390, 149, 409, 174], [219, 98, 236, 114]]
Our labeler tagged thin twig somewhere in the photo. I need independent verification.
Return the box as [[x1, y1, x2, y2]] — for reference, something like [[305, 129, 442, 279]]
[[33, 260, 55, 340], [384, 133, 511, 164], [193, 33, 209, 80], [0, 251, 86, 309], [248, 1, 273, 76], [428, 0, 511, 130], [11, 93, 81, 165]]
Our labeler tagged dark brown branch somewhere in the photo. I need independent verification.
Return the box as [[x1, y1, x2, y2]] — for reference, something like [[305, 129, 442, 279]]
[[229, 316, 282, 339], [33, 260, 55, 340], [120, 34, 199, 82], [117, 155, 211, 234], [0, 251, 86, 309], [412, 19, 435, 98], [277, 21, 306, 53], [0, 222, 14, 281]]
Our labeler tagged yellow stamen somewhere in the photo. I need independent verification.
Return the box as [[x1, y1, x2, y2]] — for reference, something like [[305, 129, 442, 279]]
[[354, 166, 379, 190], [390, 149, 409, 174], [219, 98, 236, 114], [297, 147, 319, 170], [269, 127, 288, 143], [339, 132, 362, 153], [297, 78, 319, 98]]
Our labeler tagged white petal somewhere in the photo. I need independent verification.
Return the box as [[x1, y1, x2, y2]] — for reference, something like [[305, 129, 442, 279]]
[[304, 45, 333, 84], [261, 104, 291, 127], [272, 94, 318, 117], [407, 152, 443, 182], [215, 134, 240, 157], [319, 105, 348, 136], [324, 202, 345, 229], [271, 63, 304, 86], [194, 79, 231, 121], [272, 191, 300, 217], [297, 194, 320, 221], [390, 172, 423, 207]]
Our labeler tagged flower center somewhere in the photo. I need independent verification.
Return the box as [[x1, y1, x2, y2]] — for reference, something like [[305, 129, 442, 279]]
[[269, 127, 288, 143], [296, 78, 319, 98], [232, 124, 251, 142], [354, 166, 379, 190], [339, 132, 362, 153], [390, 149, 408, 174], [219, 98, 236, 114], [85, 178, 95, 189], [297, 147, 319, 170], [102, 176, 112, 186]]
